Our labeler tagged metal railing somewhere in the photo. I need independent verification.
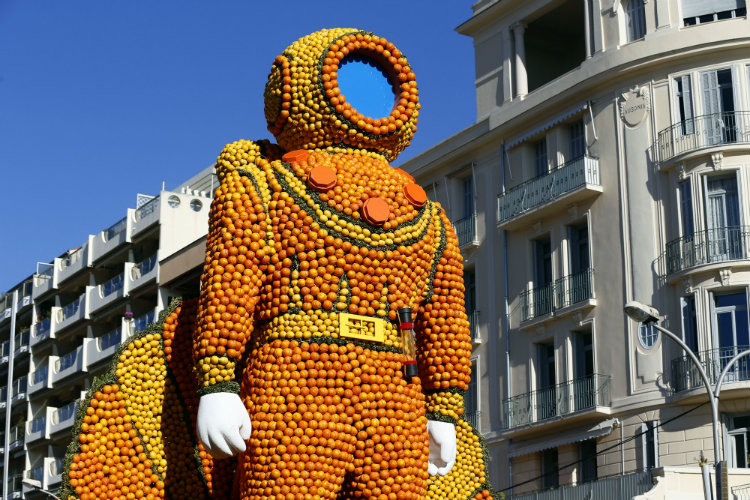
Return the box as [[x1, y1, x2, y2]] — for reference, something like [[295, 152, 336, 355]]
[[10, 423, 24, 443], [61, 296, 83, 321], [520, 269, 594, 322], [33, 365, 49, 384], [14, 329, 30, 350], [52, 401, 79, 425], [30, 416, 46, 434], [454, 213, 477, 247], [98, 327, 123, 351], [55, 348, 79, 373], [104, 216, 127, 241], [12, 375, 27, 398], [508, 470, 653, 500], [464, 410, 480, 429], [671, 345, 750, 393], [502, 374, 611, 429], [27, 465, 44, 482], [653, 111, 750, 164], [60, 246, 85, 270], [133, 311, 155, 333], [467, 309, 479, 341], [135, 196, 158, 221], [498, 155, 600, 224], [131, 254, 157, 280], [733, 483, 750, 500], [665, 226, 750, 275], [101, 272, 124, 297], [38, 262, 54, 278]]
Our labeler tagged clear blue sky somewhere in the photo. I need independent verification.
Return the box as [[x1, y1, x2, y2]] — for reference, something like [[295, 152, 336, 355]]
[[0, 1, 476, 291]]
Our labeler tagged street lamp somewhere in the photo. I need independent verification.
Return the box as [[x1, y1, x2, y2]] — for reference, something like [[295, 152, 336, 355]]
[[624, 301, 723, 500], [21, 478, 60, 500]]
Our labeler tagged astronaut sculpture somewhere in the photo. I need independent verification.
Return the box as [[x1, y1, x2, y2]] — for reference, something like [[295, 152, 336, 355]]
[[61, 28, 494, 500]]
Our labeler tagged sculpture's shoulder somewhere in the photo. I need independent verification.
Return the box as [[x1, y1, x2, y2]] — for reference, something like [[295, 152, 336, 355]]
[[215, 139, 284, 180]]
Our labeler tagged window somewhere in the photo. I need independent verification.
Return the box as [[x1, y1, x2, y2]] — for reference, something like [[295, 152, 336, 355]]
[[638, 323, 659, 349], [641, 421, 659, 469], [681, 296, 699, 353], [465, 361, 479, 427], [704, 174, 741, 261], [464, 269, 476, 314], [574, 330, 595, 410], [462, 176, 474, 219], [569, 222, 590, 274], [541, 448, 559, 489], [537, 342, 557, 420], [625, 0, 647, 41], [711, 291, 749, 372], [678, 181, 694, 237], [569, 120, 586, 160], [534, 138, 548, 177], [579, 439, 598, 483], [673, 76, 695, 135], [727, 414, 750, 468], [533, 237, 554, 316], [701, 68, 737, 144], [682, 0, 746, 25]]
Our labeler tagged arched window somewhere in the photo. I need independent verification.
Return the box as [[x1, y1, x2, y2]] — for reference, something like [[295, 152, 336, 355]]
[[624, 0, 647, 41]]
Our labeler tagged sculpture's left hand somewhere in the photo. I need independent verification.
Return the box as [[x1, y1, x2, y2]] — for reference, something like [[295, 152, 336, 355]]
[[426, 420, 456, 476]]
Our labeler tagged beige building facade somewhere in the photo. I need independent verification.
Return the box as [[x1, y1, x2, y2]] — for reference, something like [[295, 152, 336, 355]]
[[400, 0, 750, 498]]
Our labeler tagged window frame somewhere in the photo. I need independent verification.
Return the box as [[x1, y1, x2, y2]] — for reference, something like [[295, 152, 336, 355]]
[[624, 0, 647, 41], [641, 421, 659, 470]]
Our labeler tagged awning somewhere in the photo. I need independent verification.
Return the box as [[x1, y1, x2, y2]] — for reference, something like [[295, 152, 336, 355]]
[[506, 102, 589, 149], [508, 418, 619, 458]]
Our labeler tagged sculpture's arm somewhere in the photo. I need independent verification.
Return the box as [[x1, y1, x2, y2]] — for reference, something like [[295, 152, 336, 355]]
[[195, 140, 274, 458]]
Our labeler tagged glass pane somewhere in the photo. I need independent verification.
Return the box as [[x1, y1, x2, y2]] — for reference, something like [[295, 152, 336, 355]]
[[716, 311, 736, 348], [733, 434, 747, 468]]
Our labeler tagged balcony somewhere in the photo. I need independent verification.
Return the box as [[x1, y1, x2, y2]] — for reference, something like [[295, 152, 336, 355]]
[[520, 269, 594, 323], [26, 415, 48, 443], [57, 242, 91, 284], [133, 310, 157, 334], [464, 410, 480, 429], [11, 376, 27, 406], [502, 374, 612, 430], [32, 263, 55, 299], [508, 470, 653, 500], [51, 345, 85, 384], [49, 400, 79, 435], [14, 329, 30, 356], [0, 340, 9, 364], [664, 226, 750, 277], [54, 293, 87, 333], [132, 195, 160, 236], [497, 156, 601, 230], [84, 319, 132, 367], [9, 423, 24, 451], [92, 216, 131, 262], [467, 310, 480, 342], [30, 316, 54, 346], [653, 111, 750, 166], [45, 457, 64, 487], [453, 213, 479, 248], [88, 271, 125, 314], [127, 253, 158, 292], [9, 473, 23, 499], [0, 386, 6, 410], [671, 345, 749, 393], [28, 364, 51, 395]]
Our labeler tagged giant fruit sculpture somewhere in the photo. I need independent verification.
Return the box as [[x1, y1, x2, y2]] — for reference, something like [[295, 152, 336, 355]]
[[61, 28, 497, 500]]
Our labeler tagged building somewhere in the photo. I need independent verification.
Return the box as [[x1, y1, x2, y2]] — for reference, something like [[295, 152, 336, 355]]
[[400, 0, 749, 498], [0, 167, 216, 500]]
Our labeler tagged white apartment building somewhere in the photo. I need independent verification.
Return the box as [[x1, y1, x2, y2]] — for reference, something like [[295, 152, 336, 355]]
[[400, 1, 749, 498], [0, 167, 216, 500]]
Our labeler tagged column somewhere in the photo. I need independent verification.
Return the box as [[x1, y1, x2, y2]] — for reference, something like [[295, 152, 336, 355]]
[[511, 22, 528, 99], [583, 0, 592, 58], [502, 26, 513, 103]]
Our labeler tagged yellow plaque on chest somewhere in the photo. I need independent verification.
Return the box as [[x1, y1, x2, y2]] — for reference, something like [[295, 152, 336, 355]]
[[339, 313, 385, 343]]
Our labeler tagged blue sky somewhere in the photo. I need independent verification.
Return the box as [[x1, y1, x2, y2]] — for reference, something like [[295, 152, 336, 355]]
[[0, 1, 476, 291]]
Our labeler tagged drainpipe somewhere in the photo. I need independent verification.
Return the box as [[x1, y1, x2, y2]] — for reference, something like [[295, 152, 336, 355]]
[[3, 290, 18, 500], [501, 143, 513, 496]]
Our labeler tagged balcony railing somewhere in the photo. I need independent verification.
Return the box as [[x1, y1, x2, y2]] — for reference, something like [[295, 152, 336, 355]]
[[671, 345, 749, 393], [12, 375, 27, 398], [52, 401, 79, 425], [133, 311, 156, 333], [464, 410, 480, 429], [104, 217, 127, 241], [665, 226, 750, 275], [33, 365, 49, 384], [30, 416, 47, 434], [61, 296, 83, 320], [502, 373, 611, 429], [454, 213, 477, 247], [10, 423, 24, 444], [0, 385, 6, 402], [1, 340, 9, 358], [98, 327, 123, 351], [467, 310, 479, 341], [60, 246, 85, 270], [520, 269, 594, 322], [508, 470, 653, 500], [14, 329, 30, 351], [56, 349, 79, 373], [498, 155, 600, 225], [26, 465, 45, 483], [135, 196, 158, 220], [653, 111, 750, 164], [101, 272, 124, 297], [9, 474, 23, 493], [36, 317, 51, 337]]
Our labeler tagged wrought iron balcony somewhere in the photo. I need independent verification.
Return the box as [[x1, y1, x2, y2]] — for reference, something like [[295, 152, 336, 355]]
[[665, 226, 750, 275], [467, 310, 479, 341], [653, 111, 750, 165], [497, 155, 600, 228], [502, 373, 611, 429], [671, 345, 749, 393], [464, 410, 480, 429], [453, 213, 478, 247], [520, 269, 594, 322], [508, 470, 653, 500]]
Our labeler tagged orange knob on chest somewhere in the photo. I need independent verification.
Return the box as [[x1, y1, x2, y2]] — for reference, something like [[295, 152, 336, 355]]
[[361, 197, 390, 226], [307, 165, 337, 192], [282, 149, 309, 164], [403, 183, 427, 208]]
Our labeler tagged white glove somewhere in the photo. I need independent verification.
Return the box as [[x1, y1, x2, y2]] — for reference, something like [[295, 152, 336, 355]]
[[426, 420, 457, 476], [196, 392, 252, 458]]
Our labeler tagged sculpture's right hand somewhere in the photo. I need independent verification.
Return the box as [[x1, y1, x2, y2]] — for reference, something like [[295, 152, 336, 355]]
[[196, 392, 252, 458]]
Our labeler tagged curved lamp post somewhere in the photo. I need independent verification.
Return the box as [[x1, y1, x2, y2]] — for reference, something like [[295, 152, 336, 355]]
[[624, 301, 722, 500]]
